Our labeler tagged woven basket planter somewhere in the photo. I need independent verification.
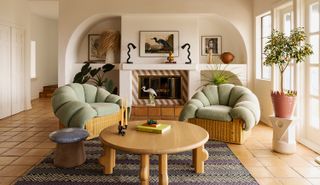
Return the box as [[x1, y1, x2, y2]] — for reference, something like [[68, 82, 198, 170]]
[[188, 118, 250, 144]]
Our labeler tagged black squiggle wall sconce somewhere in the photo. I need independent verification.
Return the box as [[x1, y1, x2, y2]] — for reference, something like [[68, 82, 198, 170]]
[[181, 43, 191, 64], [127, 43, 136, 64]]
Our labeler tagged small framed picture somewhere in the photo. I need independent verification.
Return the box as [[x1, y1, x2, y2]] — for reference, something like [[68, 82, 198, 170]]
[[88, 34, 105, 62], [140, 31, 179, 57], [201, 36, 222, 56]]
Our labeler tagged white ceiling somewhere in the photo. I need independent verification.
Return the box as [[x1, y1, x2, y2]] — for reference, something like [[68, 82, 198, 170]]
[[29, 0, 59, 20]]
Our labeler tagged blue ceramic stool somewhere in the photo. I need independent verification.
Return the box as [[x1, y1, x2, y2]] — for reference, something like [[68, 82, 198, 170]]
[[49, 128, 89, 168]]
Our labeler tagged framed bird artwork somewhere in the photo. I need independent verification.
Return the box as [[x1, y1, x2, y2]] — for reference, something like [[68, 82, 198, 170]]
[[139, 31, 179, 57]]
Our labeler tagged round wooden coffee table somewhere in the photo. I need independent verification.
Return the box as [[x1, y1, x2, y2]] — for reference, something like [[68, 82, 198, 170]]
[[99, 120, 209, 185]]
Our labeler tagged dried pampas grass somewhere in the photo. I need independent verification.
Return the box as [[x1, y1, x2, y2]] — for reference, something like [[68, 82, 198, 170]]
[[97, 31, 120, 58]]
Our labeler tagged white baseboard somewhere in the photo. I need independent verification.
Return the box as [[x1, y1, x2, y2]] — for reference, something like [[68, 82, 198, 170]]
[[297, 138, 320, 154]]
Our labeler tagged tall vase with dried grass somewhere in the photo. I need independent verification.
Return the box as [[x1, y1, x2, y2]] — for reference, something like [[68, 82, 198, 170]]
[[97, 31, 121, 62]]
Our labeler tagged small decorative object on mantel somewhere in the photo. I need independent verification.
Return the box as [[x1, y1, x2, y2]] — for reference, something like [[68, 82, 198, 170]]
[[126, 43, 136, 64], [220, 52, 234, 64], [141, 86, 157, 106], [207, 49, 213, 64], [164, 51, 176, 63], [181, 43, 191, 64]]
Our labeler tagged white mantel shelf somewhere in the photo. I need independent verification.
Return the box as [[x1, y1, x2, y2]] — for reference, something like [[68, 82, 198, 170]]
[[121, 63, 197, 70], [121, 63, 246, 71]]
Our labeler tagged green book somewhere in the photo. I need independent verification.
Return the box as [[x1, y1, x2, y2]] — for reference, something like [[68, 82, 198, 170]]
[[136, 123, 171, 134]]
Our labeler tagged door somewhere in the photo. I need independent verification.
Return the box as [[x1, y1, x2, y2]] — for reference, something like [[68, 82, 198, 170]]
[[305, 0, 320, 146], [0, 24, 12, 119], [11, 27, 25, 115]]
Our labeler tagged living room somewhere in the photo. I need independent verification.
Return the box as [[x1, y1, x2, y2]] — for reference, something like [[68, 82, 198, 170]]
[[0, 0, 320, 185]]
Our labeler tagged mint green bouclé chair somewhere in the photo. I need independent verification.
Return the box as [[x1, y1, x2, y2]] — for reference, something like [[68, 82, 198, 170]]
[[179, 84, 260, 144], [52, 83, 125, 139]]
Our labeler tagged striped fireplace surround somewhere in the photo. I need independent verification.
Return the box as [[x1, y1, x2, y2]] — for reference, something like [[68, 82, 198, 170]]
[[132, 70, 188, 106]]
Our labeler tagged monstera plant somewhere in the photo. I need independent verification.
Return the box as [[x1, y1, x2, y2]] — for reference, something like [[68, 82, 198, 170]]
[[263, 27, 313, 118], [73, 63, 116, 93]]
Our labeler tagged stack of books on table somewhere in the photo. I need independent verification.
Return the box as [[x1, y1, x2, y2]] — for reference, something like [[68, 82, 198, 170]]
[[136, 122, 171, 134]]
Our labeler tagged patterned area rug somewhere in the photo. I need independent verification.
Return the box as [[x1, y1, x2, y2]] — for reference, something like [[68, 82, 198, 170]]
[[16, 139, 258, 185]]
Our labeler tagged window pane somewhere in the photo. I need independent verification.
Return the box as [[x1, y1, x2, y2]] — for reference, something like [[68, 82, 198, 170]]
[[284, 66, 292, 90], [310, 67, 319, 96], [262, 38, 269, 49], [310, 3, 319, 33], [310, 98, 320, 129], [310, 35, 319, 64], [262, 66, 271, 79], [30, 41, 36, 79], [284, 13, 291, 36], [262, 15, 271, 37], [257, 13, 271, 80]]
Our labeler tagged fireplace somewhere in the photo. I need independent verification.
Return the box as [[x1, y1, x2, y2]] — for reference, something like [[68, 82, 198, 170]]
[[139, 76, 182, 99], [132, 70, 188, 106]]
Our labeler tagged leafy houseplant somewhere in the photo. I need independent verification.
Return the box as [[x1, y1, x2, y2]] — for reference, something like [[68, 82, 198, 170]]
[[263, 27, 313, 118], [73, 63, 116, 93], [200, 64, 239, 88]]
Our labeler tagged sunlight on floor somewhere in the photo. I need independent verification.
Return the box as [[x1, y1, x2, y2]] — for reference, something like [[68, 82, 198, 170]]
[[0, 99, 319, 185]]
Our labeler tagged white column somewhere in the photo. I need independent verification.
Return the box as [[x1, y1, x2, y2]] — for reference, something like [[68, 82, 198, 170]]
[[188, 70, 201, 99], [119, 70, 132, 106]]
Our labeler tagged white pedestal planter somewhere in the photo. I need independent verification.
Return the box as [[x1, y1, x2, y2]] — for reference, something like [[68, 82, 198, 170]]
[[269, 116, 296, 154]]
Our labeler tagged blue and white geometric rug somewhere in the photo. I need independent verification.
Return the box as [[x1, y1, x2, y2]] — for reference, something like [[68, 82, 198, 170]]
[[16, 139, 258, 185]]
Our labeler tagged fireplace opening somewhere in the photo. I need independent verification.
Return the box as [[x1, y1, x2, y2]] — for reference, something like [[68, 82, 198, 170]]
[[139, 75, 182, 99]]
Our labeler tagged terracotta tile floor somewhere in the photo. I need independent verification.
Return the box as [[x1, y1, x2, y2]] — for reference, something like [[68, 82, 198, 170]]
[[0, 98, 320, 185]]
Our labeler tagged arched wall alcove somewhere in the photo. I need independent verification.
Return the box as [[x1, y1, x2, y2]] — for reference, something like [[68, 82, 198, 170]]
[[64, 13, 248, 85], [65, 14, 121, 84], [198, 15, 247, 64]]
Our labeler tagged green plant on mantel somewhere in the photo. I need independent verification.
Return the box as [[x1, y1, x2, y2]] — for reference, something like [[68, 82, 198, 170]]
[[73, 62, 116, 93], [263, 27, 313, 94]]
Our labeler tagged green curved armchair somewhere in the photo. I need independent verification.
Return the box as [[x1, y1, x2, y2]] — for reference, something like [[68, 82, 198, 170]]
[[51, 83, 124, 139], [179, 84, 260, 144]]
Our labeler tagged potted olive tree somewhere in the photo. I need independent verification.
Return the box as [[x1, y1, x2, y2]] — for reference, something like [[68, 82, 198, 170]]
[[264, 27, 313, 118]]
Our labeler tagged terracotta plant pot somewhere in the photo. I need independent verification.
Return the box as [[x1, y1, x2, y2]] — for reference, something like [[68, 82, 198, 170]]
[[271, 91, 296, 118], [220, 52, 235, 64]]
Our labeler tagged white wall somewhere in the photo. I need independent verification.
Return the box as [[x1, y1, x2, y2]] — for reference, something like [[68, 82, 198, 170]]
[[30, 14, 58, 99], [0, 0, 32, 110], [59, 0, 253, 88]]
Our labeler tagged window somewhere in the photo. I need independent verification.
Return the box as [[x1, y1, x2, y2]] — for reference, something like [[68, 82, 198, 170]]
[[256, 13, 271, 80], [281, 10, 294, 91], [30, 40, 36, 79], [305, 1, 320, 141]]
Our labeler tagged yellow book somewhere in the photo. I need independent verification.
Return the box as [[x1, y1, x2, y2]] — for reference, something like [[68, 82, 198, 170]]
[[136, 123, 171, 134]]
